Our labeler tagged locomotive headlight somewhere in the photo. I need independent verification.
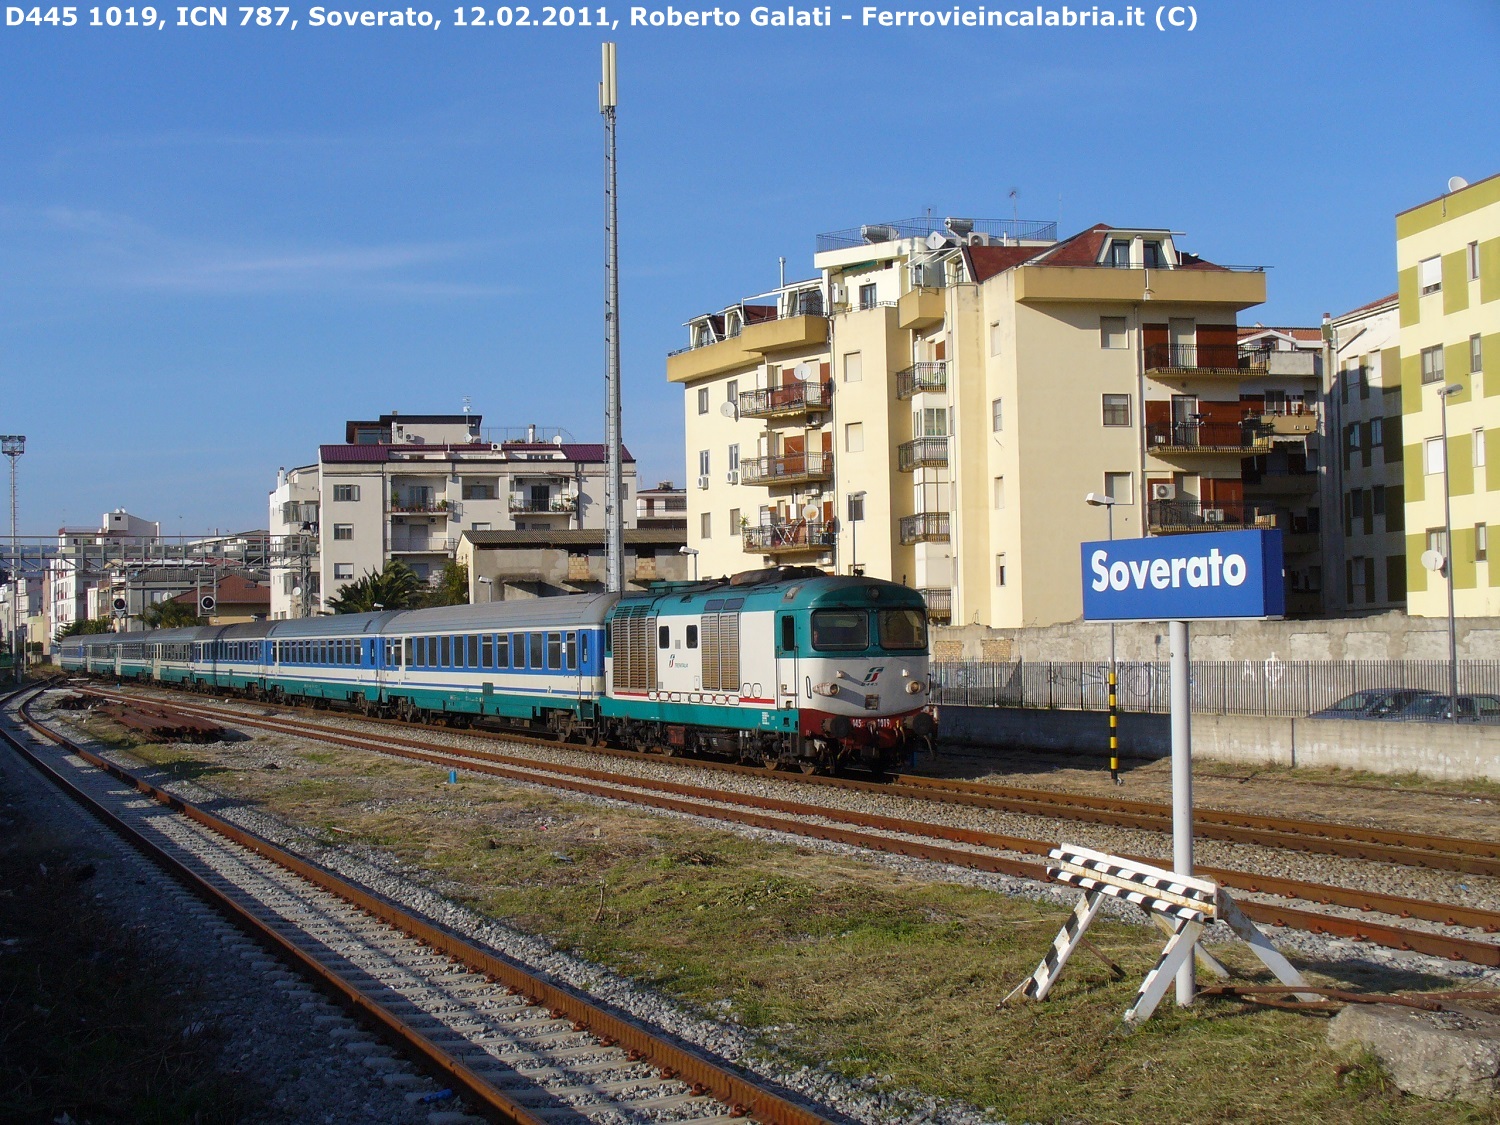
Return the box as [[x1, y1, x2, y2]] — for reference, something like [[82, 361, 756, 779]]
[[905, 679, 926, 694], [812, 681, 839, 698]]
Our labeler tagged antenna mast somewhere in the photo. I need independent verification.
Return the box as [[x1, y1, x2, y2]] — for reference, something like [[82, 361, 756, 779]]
[[600, 42, 624, 593]]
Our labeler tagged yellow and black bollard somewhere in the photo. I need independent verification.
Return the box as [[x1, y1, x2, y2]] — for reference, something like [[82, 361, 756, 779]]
[[1108, 666, 1120, 785]]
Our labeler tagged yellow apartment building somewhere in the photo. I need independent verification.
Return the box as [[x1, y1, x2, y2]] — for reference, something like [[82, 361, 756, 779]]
[[669, 216, 1289, 628], [1398, 172, 1500, 616]]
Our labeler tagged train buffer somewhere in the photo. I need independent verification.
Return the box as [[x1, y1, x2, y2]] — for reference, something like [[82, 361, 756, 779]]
[[1007, 843, 1314, 1023]]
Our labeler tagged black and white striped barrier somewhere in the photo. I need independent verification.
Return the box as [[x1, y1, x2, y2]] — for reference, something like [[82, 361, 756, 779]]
[[1007, 844, 1314, 1023]]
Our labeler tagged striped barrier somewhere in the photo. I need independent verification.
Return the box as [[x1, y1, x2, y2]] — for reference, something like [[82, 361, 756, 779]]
[[1007, 844, 1314, 1023]]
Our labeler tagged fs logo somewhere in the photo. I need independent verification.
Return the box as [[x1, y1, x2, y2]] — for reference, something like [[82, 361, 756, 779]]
[[860, 666, 885, 685]]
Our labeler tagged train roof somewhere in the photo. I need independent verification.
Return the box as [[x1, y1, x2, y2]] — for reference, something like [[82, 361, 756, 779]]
[[616, 570, 926, 617], [380, 593, 618, 634]]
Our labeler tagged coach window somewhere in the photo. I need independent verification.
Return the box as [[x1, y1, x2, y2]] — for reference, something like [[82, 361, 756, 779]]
[[565, 632, 577, 670], [579, 633, 589, 667], [529, 632, 544, 670], [496, 634, 510, 669], [686, 625, 698, 649], [440, 636, 452, 667], [547, 633, 561, 670], [468, 635, 479, 668], [427, 637, 437, 666], [481, 635, 494, 669]]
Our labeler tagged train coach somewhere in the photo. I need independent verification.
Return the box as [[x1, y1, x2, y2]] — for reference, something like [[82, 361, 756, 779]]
[[56, 566, 935, 772]]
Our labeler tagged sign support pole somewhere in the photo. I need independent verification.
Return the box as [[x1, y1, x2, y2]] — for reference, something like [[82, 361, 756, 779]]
[[1169, 617, 1194, 1006]]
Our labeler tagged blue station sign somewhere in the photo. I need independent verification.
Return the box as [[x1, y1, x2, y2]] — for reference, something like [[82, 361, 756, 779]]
[[1081, 529, 1285, 622]]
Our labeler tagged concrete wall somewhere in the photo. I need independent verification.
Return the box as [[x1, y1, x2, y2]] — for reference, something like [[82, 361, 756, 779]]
[[940, 704, 1500, 783], [933, 610, 1500, 662]]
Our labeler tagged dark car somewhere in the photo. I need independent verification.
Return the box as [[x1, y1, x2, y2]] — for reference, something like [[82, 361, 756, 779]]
[[1309, 689, 1439, 721], [1383, 693, 1500, 724]]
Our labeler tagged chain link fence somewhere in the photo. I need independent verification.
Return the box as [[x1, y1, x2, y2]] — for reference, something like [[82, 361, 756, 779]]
[[932, 660, 1500, 719]]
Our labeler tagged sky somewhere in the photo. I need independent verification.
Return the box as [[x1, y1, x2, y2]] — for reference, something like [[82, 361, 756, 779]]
[[2, 0, 1497, 537]]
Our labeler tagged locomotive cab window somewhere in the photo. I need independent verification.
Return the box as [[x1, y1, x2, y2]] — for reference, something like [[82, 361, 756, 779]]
[[685, 625, 698, 649], [878, 609, 927, 651], [810, 610, 869, 651], [779, 616, 796, 653], [658, 625, 670, 649]]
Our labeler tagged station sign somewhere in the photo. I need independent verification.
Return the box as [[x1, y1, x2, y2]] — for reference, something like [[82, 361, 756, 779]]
[[1081, 529, 1284, 622]]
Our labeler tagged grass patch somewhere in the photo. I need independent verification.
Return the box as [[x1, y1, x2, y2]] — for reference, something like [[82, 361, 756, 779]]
[[96, 732, 1498, 1124]]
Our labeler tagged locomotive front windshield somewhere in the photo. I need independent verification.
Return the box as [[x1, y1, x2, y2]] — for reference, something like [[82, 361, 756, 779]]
[[877, 608, 927, 651], [810, 610, 869, 650]]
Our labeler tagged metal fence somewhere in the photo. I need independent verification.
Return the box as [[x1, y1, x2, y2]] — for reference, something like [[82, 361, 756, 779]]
[[932, 660, 1500, 719]]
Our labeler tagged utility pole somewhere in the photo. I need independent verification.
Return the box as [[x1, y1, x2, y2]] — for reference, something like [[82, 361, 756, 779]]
[[600, 42, 624, 593], [1, 436, 24, 685]]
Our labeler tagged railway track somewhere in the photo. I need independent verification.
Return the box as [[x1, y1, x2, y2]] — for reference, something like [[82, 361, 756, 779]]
[[65, 685, 1500, 968], [3, 689, 833, 1125]]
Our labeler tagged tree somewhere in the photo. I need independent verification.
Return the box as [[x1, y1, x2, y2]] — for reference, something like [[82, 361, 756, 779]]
[[139, 600, 203, 629], [420, 562, 469, 608], [327, 560, 423, 614], [55, 618, 114, 642]]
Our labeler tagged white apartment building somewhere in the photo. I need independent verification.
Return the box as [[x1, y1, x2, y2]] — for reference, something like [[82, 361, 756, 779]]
[[46, 510, 161, 636], [1324, 293, 1406, 612], [270, 413, 638, 617], [670, 216, 1286, 628]]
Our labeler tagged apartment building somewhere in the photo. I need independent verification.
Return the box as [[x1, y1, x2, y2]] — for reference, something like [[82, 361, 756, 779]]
[[271, 413, 638, 616], [670, 216, 1284, 628], [46, 511, 161, 635], [1324, 293, 1406, 613], [1397, 173, 1500, 617]]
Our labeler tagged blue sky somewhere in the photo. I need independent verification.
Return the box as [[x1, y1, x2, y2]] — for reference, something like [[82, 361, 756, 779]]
[[2, 0, 1497, 536]]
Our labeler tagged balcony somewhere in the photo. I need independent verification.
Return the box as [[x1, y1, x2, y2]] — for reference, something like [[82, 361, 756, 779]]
[[898, 438, 949, 472], [391, 536, 458, 553], [895, 362, 948, 399], [738, 379, 832, 420], [1248, 410, 1319, 437], [740, 450, 833, 486], [1147, 500, 1273, 534], [509, 495, 577, 514], [666, 313, 829, 383], [1143, 343, 1246, 376], [390, 500, 446, 514], [899, 512, 950, 545], [897, 288, 945, 330], [1146, 421, 1269, 455], [919, 587, 952, 623], [1241, 350, 1317, 377], [744, 521, 836, 556], [1242, 469, 1319, 494]]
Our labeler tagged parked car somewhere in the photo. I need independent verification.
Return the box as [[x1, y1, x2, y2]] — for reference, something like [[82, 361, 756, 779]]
[[1309, 690, 1439, 721], [1383, 693, 1500, 724]]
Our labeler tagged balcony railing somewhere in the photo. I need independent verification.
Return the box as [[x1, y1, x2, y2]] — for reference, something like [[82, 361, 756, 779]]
[[898, 438, 949, 471], [509, 495, 578, 514], [1146, 421, 1268, 453], [740, 450, 833, 486], [390, 500, 445, 514], [738, 380, 832, 419], [1143, 343, 1244, 373], [1147, 500, 1274, 533], [391, 537, 459, 553], [899, 512, 950, 545], [895, 361, 948, 399], [743, 521, 836, 555], [919, 587, 952, 623]]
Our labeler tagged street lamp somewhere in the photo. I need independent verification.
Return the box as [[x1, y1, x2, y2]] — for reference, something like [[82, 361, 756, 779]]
[[1438, 383, 1463, 723], [678, 545, 699, 582], [1085, 492, 1121, 783], [476, 576, 494, 603], [1, 436, 24, 685]]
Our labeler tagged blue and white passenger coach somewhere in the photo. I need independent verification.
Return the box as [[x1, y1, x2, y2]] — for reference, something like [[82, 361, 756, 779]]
[[57, 566, 935, 772]]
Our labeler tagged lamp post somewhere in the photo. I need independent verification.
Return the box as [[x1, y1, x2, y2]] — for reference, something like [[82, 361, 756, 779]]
[[678, 545, 699, 582], [1438, 383, 1463, 722], [1084, 492, 1120, 783], [1, 436, 24, 685], [477, 576, 494, 603]]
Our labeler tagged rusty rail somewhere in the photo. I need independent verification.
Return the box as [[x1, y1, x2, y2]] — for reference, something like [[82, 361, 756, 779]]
[[75, 687, 1500, 967], [7, 692, 832, 1125]]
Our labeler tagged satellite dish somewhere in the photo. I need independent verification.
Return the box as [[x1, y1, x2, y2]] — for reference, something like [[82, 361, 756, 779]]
[[719, 401, 737, 419], [792, 363, 810, 382], [925, 231, 947, 251], [1448, 176, 1469, 193], [291, 586, 303, 598], [801, 503, 820, 520], [1420, 549, 1445, 573]]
